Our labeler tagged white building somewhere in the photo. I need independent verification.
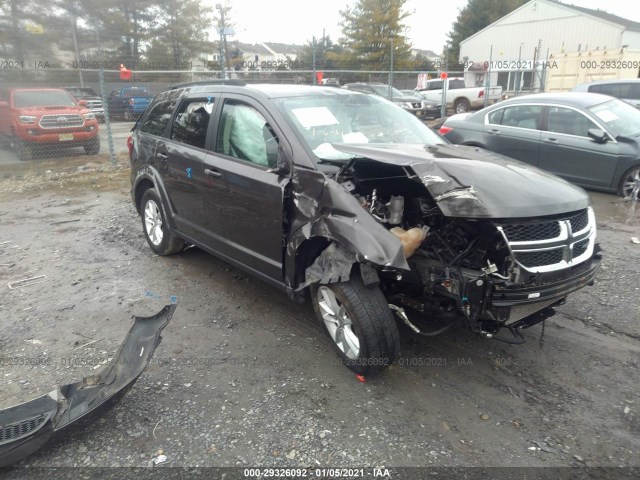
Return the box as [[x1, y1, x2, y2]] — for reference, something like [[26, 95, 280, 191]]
[[459, 0, 640, 93]]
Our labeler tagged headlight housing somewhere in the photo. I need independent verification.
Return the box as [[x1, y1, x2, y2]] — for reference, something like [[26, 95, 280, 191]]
[[395, 102, 413, 109], [83, 113, 96, 120], [18, 115, 37, 124]]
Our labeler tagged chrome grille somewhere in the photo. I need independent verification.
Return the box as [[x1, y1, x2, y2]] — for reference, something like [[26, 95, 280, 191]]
[[498, 208, 596, 273], [39, 114, 84, 129], [501, 222, 560, 241], [569, 209, 589, 233]]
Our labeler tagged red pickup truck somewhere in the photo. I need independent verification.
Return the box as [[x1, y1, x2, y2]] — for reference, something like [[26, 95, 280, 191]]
[[0, 88, 100, 160]]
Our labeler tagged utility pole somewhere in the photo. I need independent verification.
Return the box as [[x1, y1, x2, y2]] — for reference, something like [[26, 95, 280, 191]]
[[216, 3, 228, 79], [312, 36, 317, 84], [71, 14, 84, 87], [388, 39, 394, 99]]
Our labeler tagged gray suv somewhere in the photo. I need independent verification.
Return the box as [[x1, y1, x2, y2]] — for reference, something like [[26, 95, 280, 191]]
[[129, 81, 601, 376], [572, 79, 640, 109]]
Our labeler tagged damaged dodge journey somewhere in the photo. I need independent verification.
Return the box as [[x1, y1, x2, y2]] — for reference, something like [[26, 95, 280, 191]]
[[129, 81, 601, 376]]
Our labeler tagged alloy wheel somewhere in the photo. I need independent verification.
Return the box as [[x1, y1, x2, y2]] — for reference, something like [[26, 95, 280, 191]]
[[144, 199, 164, 246], [317, 286, 360, 359]]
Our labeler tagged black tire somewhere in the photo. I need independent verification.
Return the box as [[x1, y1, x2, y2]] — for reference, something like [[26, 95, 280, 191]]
[[83, 137, 100, 155], [454, 98, 471, 114], [311, 266, 400, 376], [14, 138, 32, 161], [617, 165, 640, 199], [139, 188, 185, 255]]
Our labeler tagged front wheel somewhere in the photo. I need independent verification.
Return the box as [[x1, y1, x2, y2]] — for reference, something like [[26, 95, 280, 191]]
[[14, 138, 32, 161], [140, 188, 185, 255], [83, 137, 100, 155], [311, 267, 400, 376], [454, 98, 471, 114], [618, 165, 640, 200]]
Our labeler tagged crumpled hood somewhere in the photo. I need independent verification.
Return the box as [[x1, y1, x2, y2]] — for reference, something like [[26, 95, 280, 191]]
[[332, 143, 591, 218]]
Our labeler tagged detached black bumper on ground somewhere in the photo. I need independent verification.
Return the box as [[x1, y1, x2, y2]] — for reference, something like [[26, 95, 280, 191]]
[[0, 304, 175, 468]]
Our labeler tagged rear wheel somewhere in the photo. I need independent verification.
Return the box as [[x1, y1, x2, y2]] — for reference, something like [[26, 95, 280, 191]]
[[83, 137, 100, 155], [454, 98, 471, 114], [618, 165, 640, 200], [311, 267, 400, 376], [140, 188, 185, 255]]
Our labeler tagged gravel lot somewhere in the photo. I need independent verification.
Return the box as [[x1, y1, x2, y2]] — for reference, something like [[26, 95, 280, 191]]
[[0, 158, 639, 476]]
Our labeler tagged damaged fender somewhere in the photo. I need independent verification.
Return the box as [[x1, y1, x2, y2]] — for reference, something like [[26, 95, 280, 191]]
[[285, 168, 408, 290], [0, 304, 176, 467]]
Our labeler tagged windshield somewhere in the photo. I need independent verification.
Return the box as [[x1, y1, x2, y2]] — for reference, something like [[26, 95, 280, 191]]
[[369, 85, 404, 98], [275, 92, 444, 161], [66, 88, 97, 97], [123, 88, 150, 98], [588, 98, 640, 137], [13, 91, 77, 108]]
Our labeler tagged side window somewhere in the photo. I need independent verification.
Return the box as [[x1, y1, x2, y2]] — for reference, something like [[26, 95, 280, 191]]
[[427, 80, 443, 90], [591, 83, 632, 98], [546, 106, 598, 137], [499, 105, 543, 130], [139, 101, 177, 136], [170, 99, 214, 149], [449, 80, 465, 89], [487, 108, 504, 125], [215, 100, 279, 167]]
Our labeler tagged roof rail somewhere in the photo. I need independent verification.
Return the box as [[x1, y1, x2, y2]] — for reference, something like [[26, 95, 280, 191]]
[[169, 79, 247, 89]]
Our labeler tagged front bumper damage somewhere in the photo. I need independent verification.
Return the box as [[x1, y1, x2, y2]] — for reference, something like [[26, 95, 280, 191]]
[[0, 304, 175, 467]]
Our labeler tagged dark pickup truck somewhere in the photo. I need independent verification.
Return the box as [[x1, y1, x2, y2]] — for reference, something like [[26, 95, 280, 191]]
[[107, 86, 152, 121]]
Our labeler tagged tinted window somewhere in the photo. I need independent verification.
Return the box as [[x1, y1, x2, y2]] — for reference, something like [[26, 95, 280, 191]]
[[170, 99, 214, 149], [487, 108, 504, 125], [546, 107, 598, 137], [499, 105, 543, 130], [426, 80, 443, 90], [589, 83, 634, 98], [139, 100, 177, 136], [216, 101, 279, 167], [449, 79, 465, 89]]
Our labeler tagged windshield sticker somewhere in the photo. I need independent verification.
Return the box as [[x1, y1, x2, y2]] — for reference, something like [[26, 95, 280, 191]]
[[292, 107, 339, 128], [594, 110, 618, 122]]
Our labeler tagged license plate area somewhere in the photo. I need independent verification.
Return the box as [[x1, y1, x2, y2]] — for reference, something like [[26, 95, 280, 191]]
[[59, 134, 74, 141]]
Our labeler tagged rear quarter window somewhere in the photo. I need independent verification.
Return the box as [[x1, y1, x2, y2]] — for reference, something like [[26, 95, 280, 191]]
[[139, 100, 177, 136]]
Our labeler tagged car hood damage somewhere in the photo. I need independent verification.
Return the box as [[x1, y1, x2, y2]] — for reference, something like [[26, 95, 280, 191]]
[[0, 304, 175, 468], [332, 143, 591, 218]]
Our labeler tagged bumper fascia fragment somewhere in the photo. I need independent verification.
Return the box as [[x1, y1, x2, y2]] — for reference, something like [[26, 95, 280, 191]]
[[0, 304, 175, 467]]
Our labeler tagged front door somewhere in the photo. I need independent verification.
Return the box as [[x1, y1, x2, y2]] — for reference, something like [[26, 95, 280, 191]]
[[201, 95, 287, 281]]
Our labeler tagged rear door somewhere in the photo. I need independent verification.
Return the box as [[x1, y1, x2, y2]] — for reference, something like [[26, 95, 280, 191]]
[[482, 104, 543, 166], [157, 96, 217, 240], [201, 94, 288, 281], [538, 105, 619, 188]]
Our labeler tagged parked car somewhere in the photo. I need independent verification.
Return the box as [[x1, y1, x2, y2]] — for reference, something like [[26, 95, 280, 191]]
[[0, 87, 100, 160], [342, 83, 428, 118], [571, 79, 640, 109], [107, 86, 152, 121], [416, 77, 502, 114], [400, 89, 441, 118], [62, 86, 105, 122], [439, 92, 640, 199], [129, 82, 601, 376]]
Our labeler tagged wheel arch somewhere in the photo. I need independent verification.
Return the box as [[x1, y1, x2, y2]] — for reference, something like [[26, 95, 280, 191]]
[[132, 168, 177, 229]]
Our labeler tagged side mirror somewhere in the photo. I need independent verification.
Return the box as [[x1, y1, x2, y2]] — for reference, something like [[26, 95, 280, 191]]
[[266, 147, 291, 176], [588, 128, 609, 143], [77, 99, 88, 107]]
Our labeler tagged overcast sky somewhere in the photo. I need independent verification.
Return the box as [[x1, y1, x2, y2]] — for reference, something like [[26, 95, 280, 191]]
[[214, 0, 640, 53]]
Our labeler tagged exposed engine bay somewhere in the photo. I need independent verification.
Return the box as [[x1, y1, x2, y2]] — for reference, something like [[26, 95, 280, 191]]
[[321, 158, 601, 343]]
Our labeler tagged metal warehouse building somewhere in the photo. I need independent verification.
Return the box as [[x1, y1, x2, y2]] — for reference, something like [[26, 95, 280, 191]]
[[459, 0, 640, 94]]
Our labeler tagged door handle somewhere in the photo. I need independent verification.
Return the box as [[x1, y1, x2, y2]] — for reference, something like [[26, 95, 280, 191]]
[[543, 137, 559, 143], [488, 128, 500, 134], [204, 168, 222, 178]]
